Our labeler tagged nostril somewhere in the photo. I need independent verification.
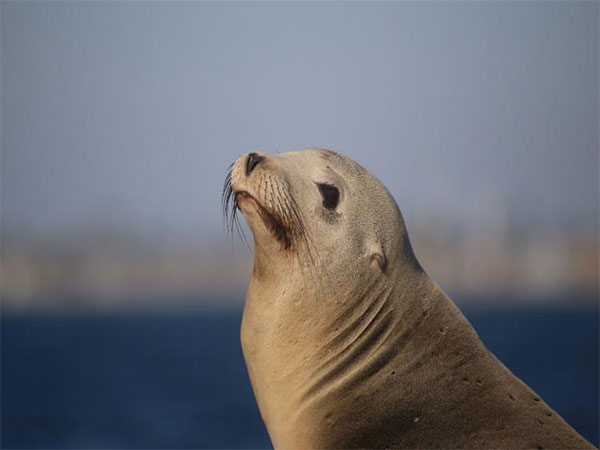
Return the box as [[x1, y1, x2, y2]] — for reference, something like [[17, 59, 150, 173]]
[[246, 152, 264, 176]]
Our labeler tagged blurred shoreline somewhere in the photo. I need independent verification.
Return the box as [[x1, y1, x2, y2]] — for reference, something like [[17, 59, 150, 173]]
[[2, 294, 598, 317], [2, 221, 597, 314]]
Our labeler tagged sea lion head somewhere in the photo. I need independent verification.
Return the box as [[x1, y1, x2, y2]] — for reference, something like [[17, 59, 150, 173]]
[[224, 148, 419, 297]]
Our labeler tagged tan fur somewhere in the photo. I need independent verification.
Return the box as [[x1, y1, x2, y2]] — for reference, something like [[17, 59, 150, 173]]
[[229, 149, 593, 449]]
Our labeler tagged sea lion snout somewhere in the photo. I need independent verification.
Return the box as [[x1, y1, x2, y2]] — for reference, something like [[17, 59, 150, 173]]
[[225, 152, 309, 252]]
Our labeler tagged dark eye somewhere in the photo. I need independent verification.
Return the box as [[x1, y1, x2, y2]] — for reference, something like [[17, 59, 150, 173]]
[[317, 183, 340, 209]]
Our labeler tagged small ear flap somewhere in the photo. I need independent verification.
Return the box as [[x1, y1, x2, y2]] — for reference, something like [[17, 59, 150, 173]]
[[368, 242, 387, 273]]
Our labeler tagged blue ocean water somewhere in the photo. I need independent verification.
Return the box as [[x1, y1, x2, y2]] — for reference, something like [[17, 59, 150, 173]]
[[1, 307, 598, 449]]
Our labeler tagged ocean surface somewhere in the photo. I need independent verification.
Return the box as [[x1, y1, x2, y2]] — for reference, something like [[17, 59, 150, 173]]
[[2, 306, 598, 449]]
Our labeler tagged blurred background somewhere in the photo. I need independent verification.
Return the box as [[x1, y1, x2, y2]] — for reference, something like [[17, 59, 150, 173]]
[[1, 1, 598, 448]]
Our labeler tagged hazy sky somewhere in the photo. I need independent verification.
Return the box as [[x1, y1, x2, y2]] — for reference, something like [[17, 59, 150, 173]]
[[2, 1, 598, 240]]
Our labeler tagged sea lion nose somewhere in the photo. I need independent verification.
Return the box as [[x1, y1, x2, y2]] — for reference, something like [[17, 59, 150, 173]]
[[246, 152, 264, 176]]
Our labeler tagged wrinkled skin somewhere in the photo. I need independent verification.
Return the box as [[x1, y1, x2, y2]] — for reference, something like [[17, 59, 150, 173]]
[[226, 149, 593, 449]]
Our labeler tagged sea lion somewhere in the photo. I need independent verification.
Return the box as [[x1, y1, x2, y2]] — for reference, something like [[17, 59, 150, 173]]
[[223, 149, 593, 449]]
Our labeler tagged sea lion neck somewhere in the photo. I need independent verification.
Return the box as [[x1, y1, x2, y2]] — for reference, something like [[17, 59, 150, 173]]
[[245, 265, 488, 449]]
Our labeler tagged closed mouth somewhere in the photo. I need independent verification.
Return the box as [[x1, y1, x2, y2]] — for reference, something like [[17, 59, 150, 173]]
[[235, 191, 292, 249]]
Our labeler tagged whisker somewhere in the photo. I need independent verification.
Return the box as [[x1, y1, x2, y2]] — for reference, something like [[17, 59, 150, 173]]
[[221, 163, 234, 231], [222, 162, 253, 253], [234, 210, 252, 252]]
